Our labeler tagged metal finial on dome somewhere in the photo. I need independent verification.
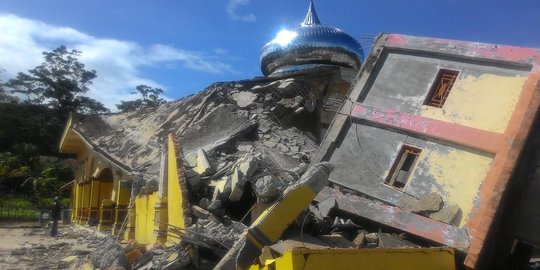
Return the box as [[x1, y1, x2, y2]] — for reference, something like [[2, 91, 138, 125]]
[[302, 0, 321, 26]]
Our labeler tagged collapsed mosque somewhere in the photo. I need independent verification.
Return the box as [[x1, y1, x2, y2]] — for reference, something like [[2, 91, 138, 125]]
[[59, 1, 540, 269]]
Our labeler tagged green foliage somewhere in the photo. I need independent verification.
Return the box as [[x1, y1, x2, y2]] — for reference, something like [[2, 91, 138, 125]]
[[4, 46, 109, 114], [116, 84, 165, 112], [32, 161, 73, 204], [0, 103, 64, 154], [0, 144, 39, 193]]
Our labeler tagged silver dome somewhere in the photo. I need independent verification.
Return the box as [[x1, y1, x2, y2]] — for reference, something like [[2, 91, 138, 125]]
[[260, 0, 364, 76]]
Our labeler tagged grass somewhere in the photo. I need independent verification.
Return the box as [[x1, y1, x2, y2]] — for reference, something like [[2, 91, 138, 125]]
[[0, 197, 70, 220]]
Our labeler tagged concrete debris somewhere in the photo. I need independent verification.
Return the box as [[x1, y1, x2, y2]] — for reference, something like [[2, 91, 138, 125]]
[[409, 192, 443, 215], [254, 175, 280, 203], [430, 203, 461, 225], [378, 233, 419, 248], [229, 167, 246, 202], [316, 197, 337, 218], [62, 74, 481, 270]]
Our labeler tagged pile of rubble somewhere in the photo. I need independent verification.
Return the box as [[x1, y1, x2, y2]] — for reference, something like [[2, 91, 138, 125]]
[[82, 77, 459, 269]]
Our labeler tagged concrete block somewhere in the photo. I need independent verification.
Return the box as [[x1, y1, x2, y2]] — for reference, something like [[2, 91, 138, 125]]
[[410, 192, 443, 214], [237, 155, 258, 178], [317, 197, 337, 217], [365, 233, 379, 244], [430, 204, 461, 225], [353, 232, 366, 248], [229, 168, 245, 202], [195, 149, 213, 176]]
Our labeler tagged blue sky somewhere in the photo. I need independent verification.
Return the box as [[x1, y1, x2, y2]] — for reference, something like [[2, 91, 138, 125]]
[[0, 0, 539, 110]]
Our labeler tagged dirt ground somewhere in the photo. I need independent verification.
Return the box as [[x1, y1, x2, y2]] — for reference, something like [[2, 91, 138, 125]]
[[0, 221, 102, 270]]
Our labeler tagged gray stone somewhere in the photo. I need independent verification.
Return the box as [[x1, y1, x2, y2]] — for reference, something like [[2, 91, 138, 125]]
[[237, 156, 258, 178], [207, 200, 222, 212], [353, 231, 366, 248], [231, 91, 258, 108], [192, 205, 211, 219], [378, 233, 418, 248], [430, 204, 461, 225], [276, 143, 289, 153], [365, 233, 379, 243], [289, 145, 300, 153], [254, 175, 280, 203], [410, 192, 443, 214], [237, 144, 254, 152], [263, 141, 277, 148], [317, 197, 337, 217]]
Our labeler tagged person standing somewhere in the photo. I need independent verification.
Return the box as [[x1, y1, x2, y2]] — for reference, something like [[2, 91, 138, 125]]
[[50, 197, 62, 237]]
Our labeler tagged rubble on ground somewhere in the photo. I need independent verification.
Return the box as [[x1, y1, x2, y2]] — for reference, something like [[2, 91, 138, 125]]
[[67, 78, 475, 269]]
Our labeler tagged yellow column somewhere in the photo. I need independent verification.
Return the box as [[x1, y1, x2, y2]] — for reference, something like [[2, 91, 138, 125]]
[[97, 181, 113, 231], [79, 183, 91, 224], [87, 180, 100, 226], [71, 184, 78, 222], [112, 180, 131, 235], [124, 198, 136, 241], [153, 199, 168, 243]]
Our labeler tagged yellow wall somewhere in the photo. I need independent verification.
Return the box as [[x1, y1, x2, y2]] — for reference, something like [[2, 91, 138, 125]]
[[421, 74, 527, 133], [250, 248, 455, 270], [135, 193, 159, 244], [98, 182, 113, 203], [167, 135, 188, 243], [409, 147, 493, 226]]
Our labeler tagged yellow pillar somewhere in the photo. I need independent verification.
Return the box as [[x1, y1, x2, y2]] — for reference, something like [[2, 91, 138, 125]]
[[80, 183, 91, 224], [87, 180, 100, 225], [124, 199, 136, 241], [153, 200, 168, 243], [113, 180, 131, 235], [98, 199, 114, 231], [97, 181, 113, 231], [71, 183, 79, 222]]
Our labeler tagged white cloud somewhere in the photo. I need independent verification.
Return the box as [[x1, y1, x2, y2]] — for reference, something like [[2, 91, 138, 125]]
[[0, 13, 236, 110], [226, 0, 256, 22]]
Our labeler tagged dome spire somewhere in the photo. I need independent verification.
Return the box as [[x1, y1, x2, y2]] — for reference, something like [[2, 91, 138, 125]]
[[302, 0, 321, 26]]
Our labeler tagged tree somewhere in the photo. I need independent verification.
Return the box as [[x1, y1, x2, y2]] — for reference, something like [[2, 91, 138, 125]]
[[4, 46, 109, 114], [0, 143, 39, 193], [116, 84, 165, 112], [0, 70, 18, 104]]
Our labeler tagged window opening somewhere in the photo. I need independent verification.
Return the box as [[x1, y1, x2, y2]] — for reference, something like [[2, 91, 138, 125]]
[[424, 69, 459, 108], [386, 145, 422, 189]]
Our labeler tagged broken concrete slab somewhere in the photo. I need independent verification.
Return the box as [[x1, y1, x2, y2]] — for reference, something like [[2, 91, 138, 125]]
[[181, 104, 257, 154], [195, 149, 214, 176], [229, 168, 246, 202], [316, 187, 470, 250], [237, 155, 258, 178]]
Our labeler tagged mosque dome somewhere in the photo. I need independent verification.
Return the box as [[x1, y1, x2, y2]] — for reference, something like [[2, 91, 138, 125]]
[[260, 0, 364, 76]]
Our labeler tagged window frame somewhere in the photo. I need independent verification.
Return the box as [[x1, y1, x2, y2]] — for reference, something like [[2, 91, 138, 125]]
[[424, 68, 460, 108], [385, 145, 422, 190]]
